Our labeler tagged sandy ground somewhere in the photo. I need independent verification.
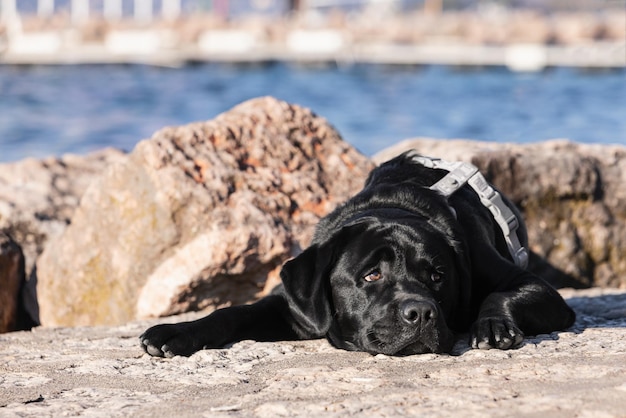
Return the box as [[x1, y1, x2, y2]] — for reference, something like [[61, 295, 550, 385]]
[[1, 287, 625, 417]]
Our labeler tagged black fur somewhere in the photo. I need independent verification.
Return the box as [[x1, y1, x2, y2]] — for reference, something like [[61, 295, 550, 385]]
[[141, 152, 575, 357]]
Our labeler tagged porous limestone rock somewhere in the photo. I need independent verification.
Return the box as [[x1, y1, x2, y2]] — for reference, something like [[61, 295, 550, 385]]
[[375, 139, 626, 289], [37, 97, 374, 327]]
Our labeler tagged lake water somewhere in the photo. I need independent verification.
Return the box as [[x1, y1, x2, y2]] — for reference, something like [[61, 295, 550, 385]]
[[0, 63, 624, 163]]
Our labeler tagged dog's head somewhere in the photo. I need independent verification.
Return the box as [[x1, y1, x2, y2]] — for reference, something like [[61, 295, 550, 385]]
[[280, 209, 472, 355]]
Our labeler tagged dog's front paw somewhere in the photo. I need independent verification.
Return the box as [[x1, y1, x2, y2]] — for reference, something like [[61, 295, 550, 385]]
[[140, 323, 202, 358], [470, 317, 524, 350]]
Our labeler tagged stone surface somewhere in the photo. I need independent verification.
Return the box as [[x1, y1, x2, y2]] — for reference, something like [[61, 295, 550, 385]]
[[0, 288, 624, 417], [0, 232, 24, 333], [36, 97, 374, 327], [374, 139, 626, 289], [0, 148, 127, 328]]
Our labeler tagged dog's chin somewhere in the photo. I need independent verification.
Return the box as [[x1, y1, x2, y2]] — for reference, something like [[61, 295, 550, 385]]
[[395, 339, 450, 356], [361, 329, 455, 356]]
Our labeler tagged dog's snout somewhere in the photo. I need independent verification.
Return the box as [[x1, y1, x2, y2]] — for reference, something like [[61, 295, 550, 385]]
[[399, 300, 437, 326]]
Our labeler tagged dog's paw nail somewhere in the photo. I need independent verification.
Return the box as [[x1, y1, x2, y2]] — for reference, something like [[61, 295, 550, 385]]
[[496, 337, 513, 350], [145, 345, 164, 357], [477, 340, 492, 350], [162, 345, 178, 358]]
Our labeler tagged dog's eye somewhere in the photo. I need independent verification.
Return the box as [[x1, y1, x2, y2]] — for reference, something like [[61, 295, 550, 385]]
[[430, 272, 442, 282], [363, 269, 383, 282]]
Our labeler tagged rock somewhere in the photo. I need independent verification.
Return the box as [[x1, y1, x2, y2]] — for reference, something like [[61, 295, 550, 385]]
[[0, 232, 25, 333], [0, 287, 625, 417], [374, 139, 626, 289], [37, 97, 374, 327], [0, 148, 127, 328]]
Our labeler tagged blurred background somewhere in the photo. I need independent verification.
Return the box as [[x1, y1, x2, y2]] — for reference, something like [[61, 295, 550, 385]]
[[0, 0, 624, 162]]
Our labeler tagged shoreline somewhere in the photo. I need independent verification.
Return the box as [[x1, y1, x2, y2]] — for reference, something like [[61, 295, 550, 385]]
[[1, 11, 625, 70], [2, 42, 625, 70]]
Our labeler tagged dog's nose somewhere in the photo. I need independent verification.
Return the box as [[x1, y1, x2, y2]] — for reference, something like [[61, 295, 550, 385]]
[[399, 300, 437, 326]]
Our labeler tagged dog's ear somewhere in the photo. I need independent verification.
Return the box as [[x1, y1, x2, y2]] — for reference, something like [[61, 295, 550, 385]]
[[280, 242, 335, 338]]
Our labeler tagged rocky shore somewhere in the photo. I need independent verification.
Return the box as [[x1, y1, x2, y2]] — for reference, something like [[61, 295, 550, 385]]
[[0, 96, 625, 415], [9, 9, 626, 48], [2, 96, 625, 331], [2, 10, 625, 67]]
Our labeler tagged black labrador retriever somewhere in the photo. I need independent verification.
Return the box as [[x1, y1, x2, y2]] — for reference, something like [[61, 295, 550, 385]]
[[141, 151, 575, 357]]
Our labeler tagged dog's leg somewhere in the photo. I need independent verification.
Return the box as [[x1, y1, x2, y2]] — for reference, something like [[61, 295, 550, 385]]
[[470, 255, 576, 350], [140, 294, 301, 357]]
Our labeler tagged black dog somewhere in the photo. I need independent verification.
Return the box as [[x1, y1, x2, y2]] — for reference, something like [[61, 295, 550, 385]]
[[141, 152, 575, 357]]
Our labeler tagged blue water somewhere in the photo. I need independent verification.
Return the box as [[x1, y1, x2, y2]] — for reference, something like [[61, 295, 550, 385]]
[[0, 63, 624, 163]]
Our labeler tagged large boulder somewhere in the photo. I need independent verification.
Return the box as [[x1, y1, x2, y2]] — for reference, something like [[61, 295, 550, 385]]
[[37, 97, 374, 327], [0, 148, 127, 328], [375, 139, 626, 289]]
